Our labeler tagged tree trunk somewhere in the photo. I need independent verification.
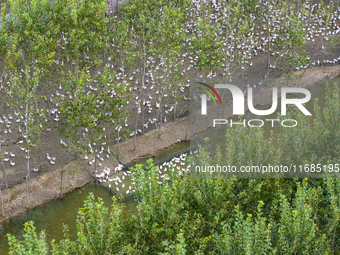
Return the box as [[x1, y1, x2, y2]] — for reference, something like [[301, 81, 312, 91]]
[[133, 108, 139, 151], [141, 65, 145, 135], [158, 109, 162, 136], [152, 121, 158, 157], [141, 105, 145, 135], [1, 159, 7, 190], [117, 128, 120, 160], [134, 65, 144, 150], [94, 156, 97, 175], [152, 107, 162, 156], [0, 144, 8, 189], [0, 188, 3, 217], [267, 52, 270, 73], [173, 103, 176, 121], [26, 175, 29, 209], [25, 103, 30, 209]]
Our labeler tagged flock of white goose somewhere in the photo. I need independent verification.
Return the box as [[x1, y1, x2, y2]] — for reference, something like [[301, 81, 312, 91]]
[[97, 152, 194, 195], [0, 1, 340, 189]]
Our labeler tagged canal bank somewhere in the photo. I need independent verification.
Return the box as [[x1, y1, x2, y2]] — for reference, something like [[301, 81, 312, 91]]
[[0, 64, 340, 225]]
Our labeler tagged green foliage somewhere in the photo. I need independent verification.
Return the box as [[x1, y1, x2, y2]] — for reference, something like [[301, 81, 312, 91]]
[[7, 84, 340, 253], [7, 171, 340, 254], [7, 221, 49, 255], [3, 0, 340, 254], [206, 82, 340, 178], [56, 68, 130, 156], [212, 201, 272, 254]]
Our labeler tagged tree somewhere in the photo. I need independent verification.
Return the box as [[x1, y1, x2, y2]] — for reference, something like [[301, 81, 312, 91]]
[[5, 67, 46, 209], [56, 68, 130, 174], [118, 0, 163, 150]]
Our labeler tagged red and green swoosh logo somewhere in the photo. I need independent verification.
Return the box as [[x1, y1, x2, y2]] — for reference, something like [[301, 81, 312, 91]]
[[197, 82, 223, 106]]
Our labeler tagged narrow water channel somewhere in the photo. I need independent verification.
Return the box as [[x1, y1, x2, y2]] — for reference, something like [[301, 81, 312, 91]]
[[0, 141, 190, 254], [0, 77, 339, 254]]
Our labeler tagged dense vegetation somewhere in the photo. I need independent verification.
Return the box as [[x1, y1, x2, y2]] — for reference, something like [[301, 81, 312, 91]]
[[6, 82, 340, 254], [1, 0, 340, 254], [0, 0, 339, 189]]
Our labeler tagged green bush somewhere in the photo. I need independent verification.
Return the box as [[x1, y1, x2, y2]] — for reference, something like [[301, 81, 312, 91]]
[[7, 176, 340, 254], [7, 83, 340, 254]]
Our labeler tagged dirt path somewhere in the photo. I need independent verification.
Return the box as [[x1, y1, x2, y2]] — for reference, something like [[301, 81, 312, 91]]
[[0, 64, 339, 224]]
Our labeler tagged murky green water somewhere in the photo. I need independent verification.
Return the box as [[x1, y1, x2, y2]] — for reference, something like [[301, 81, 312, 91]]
[[0, 77, 339, 254], [0, 141, 190, 254], [0, 184, 119, 253]]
